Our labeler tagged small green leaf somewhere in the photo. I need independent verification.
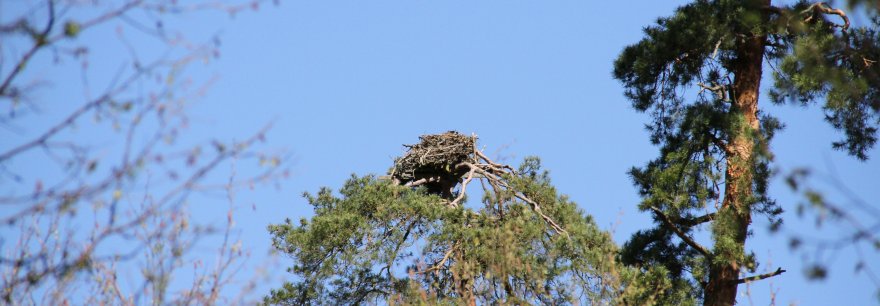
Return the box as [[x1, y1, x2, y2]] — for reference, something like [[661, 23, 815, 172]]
[[64, 21, 81, 38]]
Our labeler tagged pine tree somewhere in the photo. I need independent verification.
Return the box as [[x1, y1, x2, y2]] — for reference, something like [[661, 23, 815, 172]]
[[264, 134, 678, 305], [613, 1, 878, 305]]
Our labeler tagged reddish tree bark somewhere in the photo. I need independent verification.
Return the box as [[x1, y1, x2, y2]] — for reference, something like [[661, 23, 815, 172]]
[[704, 1, 768, 305]]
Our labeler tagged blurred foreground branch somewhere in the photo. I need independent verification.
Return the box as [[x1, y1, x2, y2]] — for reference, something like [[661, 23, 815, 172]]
[[1, 0, 285, 304]]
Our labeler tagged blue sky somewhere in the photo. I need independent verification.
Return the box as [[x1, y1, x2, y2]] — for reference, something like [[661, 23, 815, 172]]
[[4, 0, 879, 304]]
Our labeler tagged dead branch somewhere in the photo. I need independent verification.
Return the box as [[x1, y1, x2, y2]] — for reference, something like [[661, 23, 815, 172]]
[[404, 176, 438, 188], [680, 212, 717, 227], [803, 2, 849, 30], [649, 206, 712, 257], [698, 82, 729, 102], [463, 162, 568, 236], [473, 149, 516, 173], [710, 37, 725, 60], [449, 168, 477, 207], [737, 267, 786, 284], [514, 191, 569, 236]]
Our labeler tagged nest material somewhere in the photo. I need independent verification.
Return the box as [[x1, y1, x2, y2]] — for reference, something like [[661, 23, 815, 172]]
[[390, 131, 476, 198], [392, 131, 475, 181], [390, 131, 568, 236]]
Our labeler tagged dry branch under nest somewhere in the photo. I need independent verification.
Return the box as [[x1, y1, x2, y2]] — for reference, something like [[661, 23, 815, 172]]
[[388, 131, 567, 236]]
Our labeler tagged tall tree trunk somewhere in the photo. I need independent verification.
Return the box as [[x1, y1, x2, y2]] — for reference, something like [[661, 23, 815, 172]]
[[453, 251, 477, 306], [704, 2, 768, 305]]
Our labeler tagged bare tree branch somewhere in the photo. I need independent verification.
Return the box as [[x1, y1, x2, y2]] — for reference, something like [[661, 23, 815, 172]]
[[737, 267, 786, 284], [649, 206, 712, 257], [803, 2, 850, 30], [0, 0, 55, 97], [0, 1, 284, 304], [680, 212, 717, 227]]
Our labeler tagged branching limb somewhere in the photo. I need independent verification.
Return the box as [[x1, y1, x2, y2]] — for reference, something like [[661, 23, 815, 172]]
[[463, 161, 569, 237], [474, 149, 515, 174], [0, 54, 169, 164], [449, 168, 477, 207], [1, 0, 148, 98], [698, 82, 729, 102], [514, 192, 568, 237], [649, 206, 712, 257], [738, 267, 786, 284], [469, 144, 568, 236], [418, 243, 457, 275], [391, 132, 569, 237], [803, 2, 849, 30], [0, 0, 55, 97]]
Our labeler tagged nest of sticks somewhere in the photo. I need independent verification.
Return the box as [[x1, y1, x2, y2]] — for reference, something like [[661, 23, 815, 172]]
[[389, 131, 567, 235], [391, 131, 474, 183]]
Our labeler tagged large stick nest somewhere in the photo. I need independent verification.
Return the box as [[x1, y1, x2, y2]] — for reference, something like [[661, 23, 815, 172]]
[[391, 131, 476, 184], [389, 131, 567, 236]]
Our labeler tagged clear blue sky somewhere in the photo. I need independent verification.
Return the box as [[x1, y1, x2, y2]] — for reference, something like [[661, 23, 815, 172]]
[[5, 0, 879, 304]]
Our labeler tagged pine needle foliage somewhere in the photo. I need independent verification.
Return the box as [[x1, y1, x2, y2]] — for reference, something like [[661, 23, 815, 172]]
[[264, 156, 676, 305]]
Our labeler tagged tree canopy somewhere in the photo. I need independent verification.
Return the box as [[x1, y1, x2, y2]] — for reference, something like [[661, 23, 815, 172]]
[[264, 135, 679, 305], [613, 0, 878, 304], [265, 2, 878, 305]]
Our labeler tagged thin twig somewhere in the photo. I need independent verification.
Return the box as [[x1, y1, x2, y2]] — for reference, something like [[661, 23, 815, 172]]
[[0, 0, 55, 96], [1, 1, 147, 97]]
